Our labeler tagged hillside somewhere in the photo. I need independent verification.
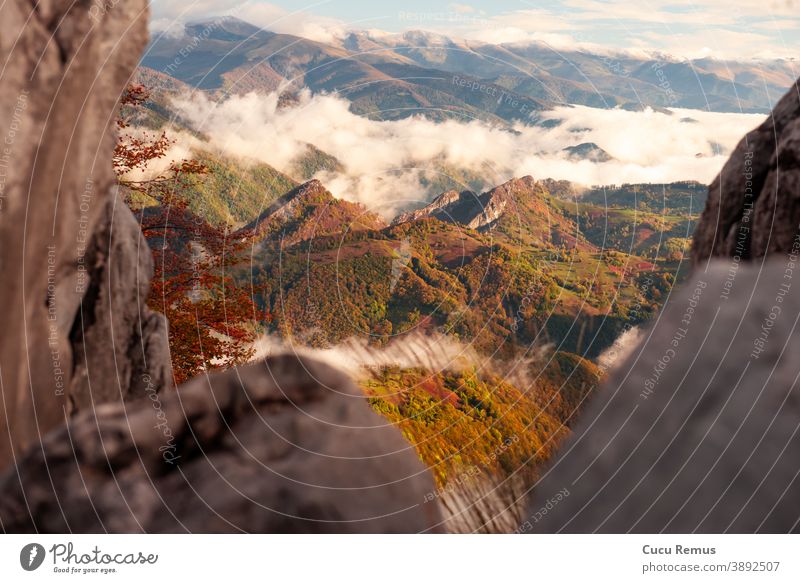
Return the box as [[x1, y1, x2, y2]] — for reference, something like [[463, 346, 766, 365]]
[[128, 148, 298, 227], [362, 357, 602, 490], [236, 176, 679, 360], [237, 179, 387, 245], [125, 91, 697, 508]]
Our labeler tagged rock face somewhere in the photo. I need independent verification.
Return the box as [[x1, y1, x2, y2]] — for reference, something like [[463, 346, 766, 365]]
[[527, 260, 800, 532], [69, 194, 173, 411], [393, 189, 480, 225], [393, 176, 536, 229], [0, 1, 442, 533], [0, 0, 171, 468], [692, 80, 800, 263], [0, 354, 443, 533]]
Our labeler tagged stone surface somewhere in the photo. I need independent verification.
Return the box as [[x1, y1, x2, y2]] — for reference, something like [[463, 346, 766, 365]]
[[0, 0, 170, 469], [692, 79, 800, 264], [527, 259, 800, 533], [0, 354, 443, 533], [68, 194, 173, 411]]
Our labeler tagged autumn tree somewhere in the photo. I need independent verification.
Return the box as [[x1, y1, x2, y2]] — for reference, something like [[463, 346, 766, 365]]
[[114, 84, 258, 383]]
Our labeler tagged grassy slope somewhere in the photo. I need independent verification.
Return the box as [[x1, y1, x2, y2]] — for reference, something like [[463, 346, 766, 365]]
[[179, 151, 297, 227]]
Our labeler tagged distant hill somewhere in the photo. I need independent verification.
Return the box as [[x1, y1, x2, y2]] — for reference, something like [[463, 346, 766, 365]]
[[142, 17, 795, 116], [563, 143, 614, 163], [125, 147, 297, 227], [182, 150, 298, 227], [578, 181, 707, 215]]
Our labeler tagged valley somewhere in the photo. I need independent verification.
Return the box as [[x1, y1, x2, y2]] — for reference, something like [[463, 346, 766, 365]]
[[119, 16, 749, 528]]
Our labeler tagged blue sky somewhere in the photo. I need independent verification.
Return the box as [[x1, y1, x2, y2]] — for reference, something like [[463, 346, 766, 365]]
[[150, 0, 799, 60]]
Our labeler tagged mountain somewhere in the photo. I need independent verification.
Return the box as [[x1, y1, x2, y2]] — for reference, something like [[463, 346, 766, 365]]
[[238, 179, 387, 245], [393, 189, 485, 227], [396, 176, 595, 251], [475, 42, 795, 113], [143, 17, 796, 116], [142, 19, 545, 125], [130, 149, 296, 227], [563, 142, 614, 163], [137, 161, 692, 515], [230, 174, 685, 360], [287, 144, 345, 181]]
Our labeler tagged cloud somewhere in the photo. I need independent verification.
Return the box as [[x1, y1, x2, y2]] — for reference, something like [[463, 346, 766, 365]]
[[167, 89, 765, 218], [149, 0, 349, 44], [252, 332, 480, 378], [251, 330, 550, 390], [149, 0, 800, 60], [634, 29, 789, 61]]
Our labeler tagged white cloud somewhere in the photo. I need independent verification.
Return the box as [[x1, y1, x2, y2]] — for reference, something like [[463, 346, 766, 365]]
[[252, 332, 480, 377], [628, 28, 794, 60], [148, 0, 800, 60], [167, 89, 765, 219]]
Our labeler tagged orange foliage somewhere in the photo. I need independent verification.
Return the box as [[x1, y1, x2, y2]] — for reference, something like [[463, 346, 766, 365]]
[[114, 84, 258, 383]]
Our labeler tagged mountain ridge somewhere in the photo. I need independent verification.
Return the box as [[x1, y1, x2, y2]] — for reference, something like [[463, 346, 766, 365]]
[[142, 16, 793, 116], [237, 178, 388, 245]]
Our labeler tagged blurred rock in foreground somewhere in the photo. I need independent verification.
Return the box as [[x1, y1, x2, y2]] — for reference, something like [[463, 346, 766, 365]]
[[0, 354, 443, 533]]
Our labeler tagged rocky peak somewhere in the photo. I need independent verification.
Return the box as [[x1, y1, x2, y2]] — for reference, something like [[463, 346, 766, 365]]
[[392, 189, 473, 225], [468, 177, 535, 230], [242, 179, 333, 233], [239, 179, 387, 245], [392, 176, 538, 230]]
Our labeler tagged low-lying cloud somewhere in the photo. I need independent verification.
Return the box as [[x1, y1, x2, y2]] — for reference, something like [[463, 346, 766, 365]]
[[169, 89, 764, 218], [251, 332, 480, 379], [251, 331, 550, 391]]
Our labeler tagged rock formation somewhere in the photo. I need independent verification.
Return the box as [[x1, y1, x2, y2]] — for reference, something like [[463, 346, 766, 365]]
[[0, 0, 171, 468], [528, 261, 800, 532], [529, 77, 800, 533], [0, 354, 442, 532], [69, 194, 173, 412], [238, 178, 387, 245], [393, 176, 536, 230], [692, 81, 800, 263]]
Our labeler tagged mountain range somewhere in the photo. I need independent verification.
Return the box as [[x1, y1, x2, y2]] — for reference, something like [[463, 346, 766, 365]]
[[130, 20, 717, 500], [169, 171, 688, 360], [142, 16, 796, 119]]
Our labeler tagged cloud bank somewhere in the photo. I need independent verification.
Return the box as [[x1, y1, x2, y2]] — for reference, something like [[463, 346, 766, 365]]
[[168, 89, 765, 218]]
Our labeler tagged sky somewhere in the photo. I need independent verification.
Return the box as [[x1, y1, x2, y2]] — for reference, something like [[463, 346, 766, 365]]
[[150, 0, 800, 60]]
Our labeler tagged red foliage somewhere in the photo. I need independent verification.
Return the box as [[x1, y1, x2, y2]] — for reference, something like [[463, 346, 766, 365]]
[[114, 85, 259, 384]]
